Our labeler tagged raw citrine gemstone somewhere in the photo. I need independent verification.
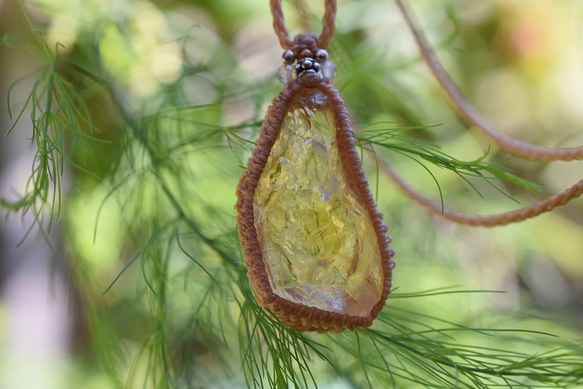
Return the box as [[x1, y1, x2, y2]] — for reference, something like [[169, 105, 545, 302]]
[[253, 92, 383, 317]]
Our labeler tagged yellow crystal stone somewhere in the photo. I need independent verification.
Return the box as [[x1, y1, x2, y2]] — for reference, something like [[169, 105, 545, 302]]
[[253, 92, 383, 317]]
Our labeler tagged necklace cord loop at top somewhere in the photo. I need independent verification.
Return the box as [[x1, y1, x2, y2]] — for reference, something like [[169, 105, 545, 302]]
[[270, 0, 337, 50]]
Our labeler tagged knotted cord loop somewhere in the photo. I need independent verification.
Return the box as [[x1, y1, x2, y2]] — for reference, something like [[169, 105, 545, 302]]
[[290, 33, 319, 57], [270, 0, 337, 51]]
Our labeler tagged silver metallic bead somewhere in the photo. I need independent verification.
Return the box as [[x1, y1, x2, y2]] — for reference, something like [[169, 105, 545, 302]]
[[282, 50, 295, 65], [315, 49, 328, 62], [300, 58, 314, 70]]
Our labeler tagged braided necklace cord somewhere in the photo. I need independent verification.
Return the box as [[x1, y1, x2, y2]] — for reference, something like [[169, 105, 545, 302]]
[[395, 0, 583, 162], [270, 0, 337, 50], [379, 161, 583, 227]]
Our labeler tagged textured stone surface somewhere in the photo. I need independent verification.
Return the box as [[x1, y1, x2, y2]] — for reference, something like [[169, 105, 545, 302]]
[[253, 92, 383, 317]]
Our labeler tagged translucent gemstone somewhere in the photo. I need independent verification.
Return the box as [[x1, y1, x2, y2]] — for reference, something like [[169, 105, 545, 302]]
[[253, 92, 383, 317], [321, 61, 336, 80], [277, 64, 293, 83]]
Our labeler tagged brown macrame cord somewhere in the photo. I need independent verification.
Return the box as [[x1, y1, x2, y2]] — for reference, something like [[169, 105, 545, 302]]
[[378, 161, 583, 227], [270, 0, 337, 50], [383, 0, 583, 226], [395, 0, 583, 162]]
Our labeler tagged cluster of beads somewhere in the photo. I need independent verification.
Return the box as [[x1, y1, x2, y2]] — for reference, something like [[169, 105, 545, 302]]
[[277, 48, 337, 83]]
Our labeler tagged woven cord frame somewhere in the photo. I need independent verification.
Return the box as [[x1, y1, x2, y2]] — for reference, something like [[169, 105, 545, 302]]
[[235, 73, 396, 332]]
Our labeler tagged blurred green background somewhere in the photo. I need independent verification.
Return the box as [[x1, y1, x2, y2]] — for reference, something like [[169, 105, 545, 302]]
[[1, 0, 583, 388]]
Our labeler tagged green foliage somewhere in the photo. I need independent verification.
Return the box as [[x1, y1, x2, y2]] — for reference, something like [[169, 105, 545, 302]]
[[2, 1, 583, 388], [2, 24, 106, 247], [356, 123, 541, 206]]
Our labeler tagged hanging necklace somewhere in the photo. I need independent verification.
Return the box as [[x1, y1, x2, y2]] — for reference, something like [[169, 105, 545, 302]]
[[235, 0, 396, 333]]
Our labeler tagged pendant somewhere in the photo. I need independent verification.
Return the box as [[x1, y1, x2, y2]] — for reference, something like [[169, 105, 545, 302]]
[[236, 34, 395, 332]]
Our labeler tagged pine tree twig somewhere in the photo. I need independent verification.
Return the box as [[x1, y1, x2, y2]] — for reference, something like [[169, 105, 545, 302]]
[[104, 81, 245, 271]]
